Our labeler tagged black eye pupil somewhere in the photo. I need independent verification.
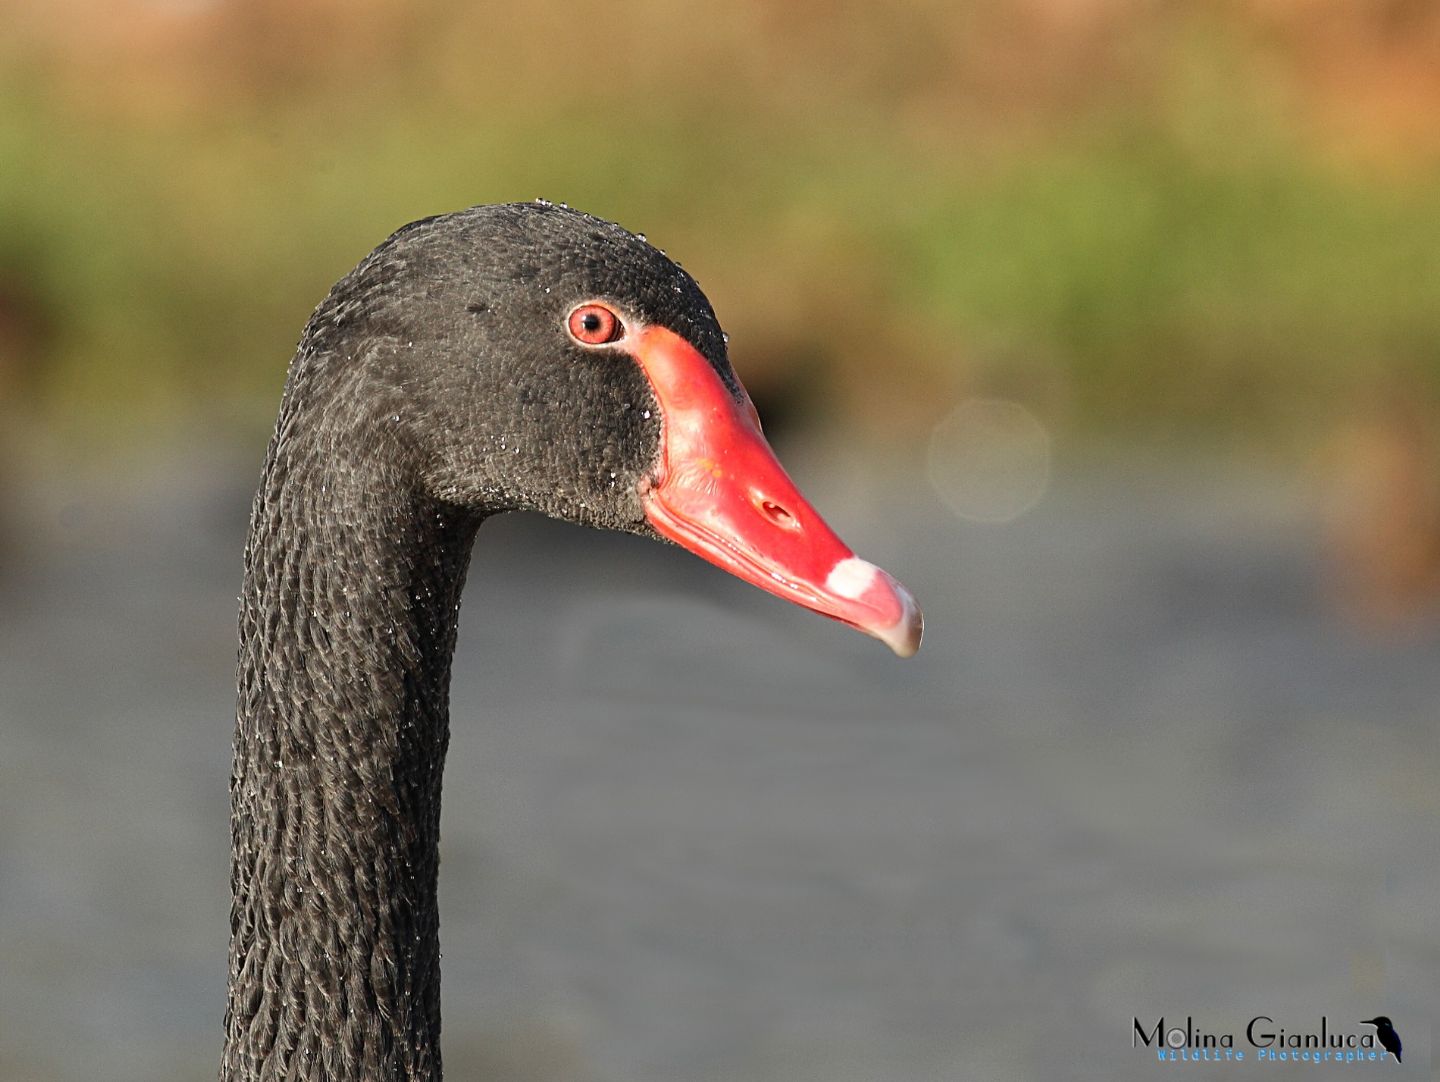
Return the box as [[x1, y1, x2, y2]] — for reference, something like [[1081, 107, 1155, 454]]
[[582, 313, 602, 332]]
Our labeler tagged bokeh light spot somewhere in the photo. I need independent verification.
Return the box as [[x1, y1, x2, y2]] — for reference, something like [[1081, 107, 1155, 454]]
[[927, 397, 1051, 524]]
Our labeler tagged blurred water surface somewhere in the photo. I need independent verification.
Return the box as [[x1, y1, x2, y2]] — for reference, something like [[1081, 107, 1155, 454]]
[[0, 446, 1434, 1081]]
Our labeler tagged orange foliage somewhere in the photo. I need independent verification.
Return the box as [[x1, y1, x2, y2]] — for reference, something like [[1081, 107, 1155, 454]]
[[7, 0, 1438, 168]]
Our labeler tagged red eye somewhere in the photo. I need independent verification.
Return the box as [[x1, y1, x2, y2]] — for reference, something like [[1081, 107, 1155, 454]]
[[567, 303, 624, 346]]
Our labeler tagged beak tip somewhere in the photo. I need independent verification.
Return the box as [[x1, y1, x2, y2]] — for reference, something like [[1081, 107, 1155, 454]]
[[871, 578, 924, 658], [826, 556, 924, 658]]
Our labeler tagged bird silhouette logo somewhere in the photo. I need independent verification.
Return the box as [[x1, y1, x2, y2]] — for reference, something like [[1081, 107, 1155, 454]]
[[1360, 1017, 1402, 1063]]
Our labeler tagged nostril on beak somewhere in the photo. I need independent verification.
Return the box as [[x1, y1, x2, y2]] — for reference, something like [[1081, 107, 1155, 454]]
[[760, 499, 797, 528]]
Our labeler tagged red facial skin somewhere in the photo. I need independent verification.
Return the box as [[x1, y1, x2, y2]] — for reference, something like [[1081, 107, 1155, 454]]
[[601, 317, 922, 657]]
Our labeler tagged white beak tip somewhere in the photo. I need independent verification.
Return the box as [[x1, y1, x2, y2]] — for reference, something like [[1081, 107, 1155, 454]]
[[869, 579, 924, 658]]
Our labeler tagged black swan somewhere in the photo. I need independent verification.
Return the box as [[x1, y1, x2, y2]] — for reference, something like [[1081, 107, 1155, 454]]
[[224, 202, 922, 1081]]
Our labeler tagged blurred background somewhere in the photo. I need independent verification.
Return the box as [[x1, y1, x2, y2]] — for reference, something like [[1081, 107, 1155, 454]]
[[0, 1, 1436, 1078]]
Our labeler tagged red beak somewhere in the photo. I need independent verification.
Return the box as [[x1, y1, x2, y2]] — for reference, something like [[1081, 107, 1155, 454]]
[[629, 325, 922, 657]]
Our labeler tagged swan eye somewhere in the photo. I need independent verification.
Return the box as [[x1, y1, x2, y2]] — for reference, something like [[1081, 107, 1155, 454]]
[[567, 303, 624, 346]]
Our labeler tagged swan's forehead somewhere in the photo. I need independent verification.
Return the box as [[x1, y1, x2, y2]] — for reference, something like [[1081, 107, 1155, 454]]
[[385, 202, 732, 390], [491, 210, 735, 392], [547, 240, 724, 357]]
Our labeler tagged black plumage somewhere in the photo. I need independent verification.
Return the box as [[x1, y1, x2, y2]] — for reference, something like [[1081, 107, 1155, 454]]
[[223, 203, 742, 1081]]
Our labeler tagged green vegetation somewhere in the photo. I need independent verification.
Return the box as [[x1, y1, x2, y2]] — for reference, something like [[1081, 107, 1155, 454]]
[[896, 134, 1440, 437], [2, 7, 1438, 452]]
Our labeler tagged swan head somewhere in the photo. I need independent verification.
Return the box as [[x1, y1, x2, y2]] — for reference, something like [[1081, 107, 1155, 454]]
[[302, 202, 921, 657]]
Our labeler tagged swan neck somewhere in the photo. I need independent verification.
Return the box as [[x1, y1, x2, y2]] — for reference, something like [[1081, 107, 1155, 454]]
[[223, 435, 478, 1082]]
